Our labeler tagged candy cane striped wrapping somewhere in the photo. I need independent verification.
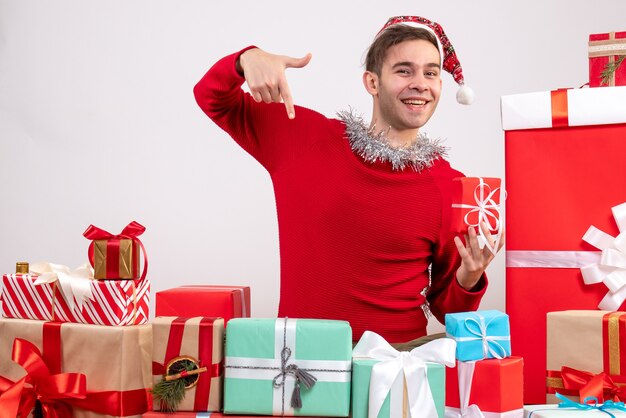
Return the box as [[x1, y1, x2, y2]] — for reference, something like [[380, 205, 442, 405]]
[[0, 273, 149, 325]]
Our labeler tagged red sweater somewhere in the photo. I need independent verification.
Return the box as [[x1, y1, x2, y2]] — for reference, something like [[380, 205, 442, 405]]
[[194, 48, 486, 343]]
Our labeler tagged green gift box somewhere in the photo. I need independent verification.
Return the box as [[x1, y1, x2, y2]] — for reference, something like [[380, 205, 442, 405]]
[[351, 331, 455, 418], [223, 318, 352, 416]]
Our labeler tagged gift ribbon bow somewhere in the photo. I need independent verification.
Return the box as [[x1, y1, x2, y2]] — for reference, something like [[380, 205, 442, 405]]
[[555, 392, 626, 418], [451, 178, 503, 256], [580, 202, 626, 311], [0, 338, 87, 418], [561, 366, 626, 404], [30, 261, 95, 312], [453, 316, 510, 359], [444, 361, 485, 418], [83, 221, 148, 280], [352, 330, 456, 418]]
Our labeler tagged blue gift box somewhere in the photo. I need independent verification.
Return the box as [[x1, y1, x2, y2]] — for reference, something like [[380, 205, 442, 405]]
[[445, 310, 511, 361]]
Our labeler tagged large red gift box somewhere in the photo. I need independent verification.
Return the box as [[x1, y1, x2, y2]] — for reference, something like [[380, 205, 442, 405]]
[[589, 31, 626, 87], [501, 87, 626, 403], [155, 285, 250, 323], [152, 317, 224, 412], [445, 357, 524, 417], [1, 272, 150, 325]]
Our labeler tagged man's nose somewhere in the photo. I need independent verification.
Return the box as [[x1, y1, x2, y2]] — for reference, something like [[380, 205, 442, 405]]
[[408, 74, 428, 91]]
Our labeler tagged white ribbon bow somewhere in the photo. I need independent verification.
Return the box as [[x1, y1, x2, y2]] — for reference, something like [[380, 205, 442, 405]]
[[31, 261, 95, 311], [444, 361, 485, 418], [580, 202, 626, 311], [451, 178, 504, 256], [451, 316, 510, 360], [352, 331, 456, 418]]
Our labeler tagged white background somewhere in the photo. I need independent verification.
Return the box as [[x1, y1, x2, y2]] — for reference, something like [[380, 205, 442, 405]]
[[1, 0, 625, 333]]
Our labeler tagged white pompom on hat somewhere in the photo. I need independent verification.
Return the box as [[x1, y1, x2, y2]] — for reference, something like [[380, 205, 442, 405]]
[[376, 16, 474, 105]]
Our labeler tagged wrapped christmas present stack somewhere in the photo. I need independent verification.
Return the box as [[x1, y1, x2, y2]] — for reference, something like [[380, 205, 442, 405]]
[[445, 310, 524, 418], [149, 284, 251, 415], [501, 81, 626, 403], [351, 330, 456, 418], [0, 221, 153, 417]]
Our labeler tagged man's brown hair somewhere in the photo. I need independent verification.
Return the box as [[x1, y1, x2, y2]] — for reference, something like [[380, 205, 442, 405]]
[[365, 25, 440, 76]]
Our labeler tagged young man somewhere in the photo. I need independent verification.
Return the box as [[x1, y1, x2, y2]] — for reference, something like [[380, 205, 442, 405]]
[[194, 16, 503, 343]]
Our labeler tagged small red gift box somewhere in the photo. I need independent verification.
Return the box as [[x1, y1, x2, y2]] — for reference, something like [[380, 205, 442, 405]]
[[589, 31, 626, 87], [152, 316, 224, 412], [445, 357, 524, 417], [155, 285, 250, 324], [83, 221, 148, 280], [450, 177, 502, 234]]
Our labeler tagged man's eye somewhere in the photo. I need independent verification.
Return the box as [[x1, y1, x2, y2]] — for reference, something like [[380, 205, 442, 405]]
[[397, 69, 410, 74]]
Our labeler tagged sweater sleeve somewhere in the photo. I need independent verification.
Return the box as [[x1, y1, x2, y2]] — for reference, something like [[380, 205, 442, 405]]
[[426, 161, 488, 325], [193, 47, 331, 174]]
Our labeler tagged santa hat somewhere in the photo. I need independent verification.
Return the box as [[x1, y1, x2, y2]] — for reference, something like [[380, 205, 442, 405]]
[[377, 16, 474, 105]]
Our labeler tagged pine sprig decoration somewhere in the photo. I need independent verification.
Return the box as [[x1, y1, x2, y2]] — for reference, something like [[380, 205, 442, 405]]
[[601, 55, 625, 86], [152, 377, 188, 412], [151, 358, 203, 412]]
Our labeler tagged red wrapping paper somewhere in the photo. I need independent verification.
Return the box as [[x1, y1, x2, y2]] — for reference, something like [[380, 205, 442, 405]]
[[445, 357, 524, 415], [152, 317, 224, 412], [1, 273, 150, 325], [155, 285, 250, 324], [589, 31, 626, 87], [505, 118, 626, 403], [450, 177, 502, 234]]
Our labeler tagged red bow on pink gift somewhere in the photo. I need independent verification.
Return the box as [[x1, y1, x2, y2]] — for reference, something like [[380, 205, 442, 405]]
[[561, 366, 626, 403], [83, 221, 148, 280]]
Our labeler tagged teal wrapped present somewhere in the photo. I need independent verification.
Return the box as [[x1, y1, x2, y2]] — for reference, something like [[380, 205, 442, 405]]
[[445, 310, 511, 361], [223, 318, 352, 416], [351, 331, 455, 418]]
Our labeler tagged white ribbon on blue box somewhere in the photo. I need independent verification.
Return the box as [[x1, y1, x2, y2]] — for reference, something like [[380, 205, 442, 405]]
[[445, 310, 511, 361]]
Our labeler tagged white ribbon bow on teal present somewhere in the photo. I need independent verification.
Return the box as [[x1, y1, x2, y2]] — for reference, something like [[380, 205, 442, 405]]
[[581, 202, 626, 311], [352, 331, 456, 418], [30, 261, 95, 311]]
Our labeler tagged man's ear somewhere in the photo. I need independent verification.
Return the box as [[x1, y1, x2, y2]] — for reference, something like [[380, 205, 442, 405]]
[[362, 71, 379, 96]]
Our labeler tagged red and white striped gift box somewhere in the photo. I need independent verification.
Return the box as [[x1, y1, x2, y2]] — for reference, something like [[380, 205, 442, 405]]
[[0, 273, 150, 325]]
